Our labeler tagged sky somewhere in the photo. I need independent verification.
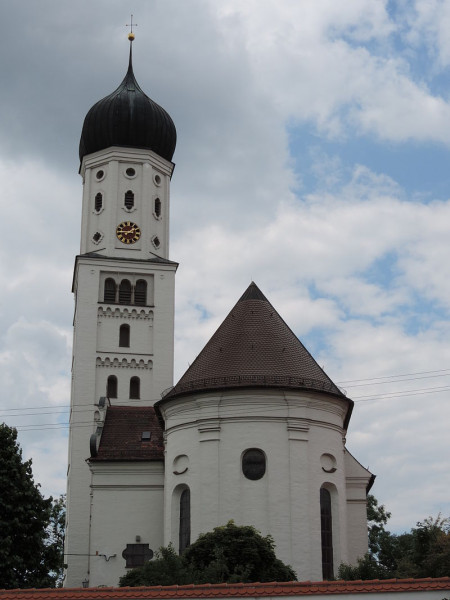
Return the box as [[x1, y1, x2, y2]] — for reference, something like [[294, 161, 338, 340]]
[[0, 0, 449, 536]]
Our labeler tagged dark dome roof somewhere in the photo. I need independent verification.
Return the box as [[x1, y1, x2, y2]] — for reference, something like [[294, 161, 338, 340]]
[[79, 49, 176, 163]]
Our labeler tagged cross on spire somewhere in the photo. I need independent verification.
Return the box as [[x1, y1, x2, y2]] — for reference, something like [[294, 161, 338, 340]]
[[126, 14, 137, 40]]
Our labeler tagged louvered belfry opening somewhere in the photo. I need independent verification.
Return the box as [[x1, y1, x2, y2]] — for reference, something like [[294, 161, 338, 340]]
[[104, 278, 116, 303], [134, 279, 147, 305], [119, 279, 132, 304], [95, 192, 103, 212], [124, 190, 134, 209], [154, 197, 161, 217]]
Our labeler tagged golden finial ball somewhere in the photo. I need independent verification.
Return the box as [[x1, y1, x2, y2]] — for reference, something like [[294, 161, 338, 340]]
[[128, 32, 135, 41]]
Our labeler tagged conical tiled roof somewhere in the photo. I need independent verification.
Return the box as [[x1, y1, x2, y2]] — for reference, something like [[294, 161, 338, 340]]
[[162, 283, 351, 419]]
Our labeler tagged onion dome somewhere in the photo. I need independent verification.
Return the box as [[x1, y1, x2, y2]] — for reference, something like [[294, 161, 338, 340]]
[[79, 43, 176, 163], [159, 282, 353, 428]]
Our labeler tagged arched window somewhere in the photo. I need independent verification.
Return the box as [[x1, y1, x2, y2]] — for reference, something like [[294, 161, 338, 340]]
[[119, 324, 130, 347], [106, 375, 117, 399], [134, 280, 147, 305], [104, 278, 116, 303], [320, 487, 334, 580], [154, 197, 161, 218], [179, 489, 191, 554], [124, 190, 134, 209], [130, 376, 140, 399], [95, 192, 103, 212], [119, 279, 132, 304]]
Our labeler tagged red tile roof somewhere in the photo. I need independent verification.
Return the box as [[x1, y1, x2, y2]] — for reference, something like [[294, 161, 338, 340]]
[[160, 283, 352, 426], [1, 579, 449, 598], [90, 406, 164, 461]]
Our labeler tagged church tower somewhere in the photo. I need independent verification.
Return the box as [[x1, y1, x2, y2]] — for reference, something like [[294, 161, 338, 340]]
[[64, 35, 177, 587]]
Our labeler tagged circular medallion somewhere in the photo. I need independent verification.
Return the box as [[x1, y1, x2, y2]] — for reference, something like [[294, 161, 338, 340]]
[[116, 221, 141, 244]]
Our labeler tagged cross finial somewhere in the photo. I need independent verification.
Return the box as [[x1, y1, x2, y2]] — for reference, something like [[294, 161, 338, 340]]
[[126, 14, 137, 41]]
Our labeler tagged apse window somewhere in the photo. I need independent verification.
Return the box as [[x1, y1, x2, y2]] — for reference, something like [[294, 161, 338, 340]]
[[242, 448, 266, 480]]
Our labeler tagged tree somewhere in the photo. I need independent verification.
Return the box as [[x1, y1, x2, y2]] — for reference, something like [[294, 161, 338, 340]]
[[44, 495, 66, 587], [120, 521, 297, 586], [367, 494, 391, 557], [338, 495, 450, 580], [0, 423, 63, 588]]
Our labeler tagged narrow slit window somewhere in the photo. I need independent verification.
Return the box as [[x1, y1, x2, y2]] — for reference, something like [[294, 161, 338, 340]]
[[154, 197, 161, 218], [119, 324, 130, 347], [130, 376, 140, 399], [95, 193, 103, 212], [124, 190, 134, 209], [135, 280, 147, 305], [320, 487, 334, 580], [106, 375, 117, 399], [119, 279, 132, 304], [104, 278, 116, 303], [179, 489, 191, 554]]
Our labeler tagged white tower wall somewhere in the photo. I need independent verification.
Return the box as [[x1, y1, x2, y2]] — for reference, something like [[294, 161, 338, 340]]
[[65, 145, 177, 587]]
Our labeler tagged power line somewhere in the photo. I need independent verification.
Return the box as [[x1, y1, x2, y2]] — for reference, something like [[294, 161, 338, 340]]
[[2, 366, 450, 416], [8, 384, 449, 432], [337, 367, 450, 386]]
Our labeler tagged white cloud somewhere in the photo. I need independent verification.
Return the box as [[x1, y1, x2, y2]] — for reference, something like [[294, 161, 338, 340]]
[[0, 0, 449, 532]]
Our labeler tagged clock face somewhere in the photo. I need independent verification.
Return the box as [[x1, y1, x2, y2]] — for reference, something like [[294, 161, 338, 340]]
[[116, 221, 141, 244]]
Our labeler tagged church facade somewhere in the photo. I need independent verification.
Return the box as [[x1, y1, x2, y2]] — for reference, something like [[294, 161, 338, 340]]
[[64, 39, 373, 588]]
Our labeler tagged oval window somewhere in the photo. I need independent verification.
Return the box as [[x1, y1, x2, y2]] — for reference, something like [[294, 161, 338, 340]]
[[242, 448, 266, 480]]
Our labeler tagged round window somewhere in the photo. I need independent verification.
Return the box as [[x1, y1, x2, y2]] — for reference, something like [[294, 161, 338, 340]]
[[242, 448, 266, 480], [95, 169, 104, 180], [126, 167, 136, 177]]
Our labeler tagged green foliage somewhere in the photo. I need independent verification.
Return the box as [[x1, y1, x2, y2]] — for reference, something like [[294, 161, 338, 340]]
[[183, 521, 296, 583], [367, 494, 391, 556], [120, 545, 192, 587], [120, 521, 296, 587], [0, 423, 65, 588], [338, 496, 450, 580], [45, 495, 66, 587], [338, 553, 389, 581]]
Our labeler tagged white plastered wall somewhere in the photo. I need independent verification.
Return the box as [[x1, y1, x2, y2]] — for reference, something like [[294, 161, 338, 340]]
[[158, 388, 370, 581], [88, 462, 164, 587]]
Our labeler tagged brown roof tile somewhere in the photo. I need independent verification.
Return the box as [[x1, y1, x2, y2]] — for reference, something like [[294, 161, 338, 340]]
[[90, 406, 164, 462], [162, 283, 350, 417], [1, 578, 449, 598]]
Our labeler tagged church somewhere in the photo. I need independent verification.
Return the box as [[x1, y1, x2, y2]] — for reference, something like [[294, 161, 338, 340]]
[[64, 35, 374, 588]]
